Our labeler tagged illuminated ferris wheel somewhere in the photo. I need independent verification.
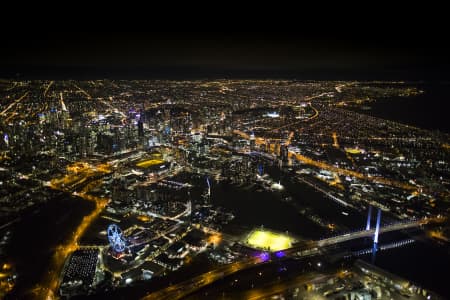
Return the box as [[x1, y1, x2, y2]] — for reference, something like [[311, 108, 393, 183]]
[[107, 224, 126, 253]]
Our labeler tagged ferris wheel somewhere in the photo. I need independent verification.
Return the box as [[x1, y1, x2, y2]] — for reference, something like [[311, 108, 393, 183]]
[[107, 224, 126, 253]]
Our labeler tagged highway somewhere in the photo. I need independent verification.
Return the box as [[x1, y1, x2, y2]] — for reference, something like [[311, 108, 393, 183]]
[[332, 132, 339, 148], [233, 129, 416, 191], [270, 102, 319, 132], [139, 129, 439, 300], [5, 81, 17, 91], [316, 218, 428, 247], [32, 161, 112, 299], [43, 80, 54, 97], [231, 272, 329, 300], [134, 199, 191, 224], [187, 271, 329, 300], [288, 150, 415, 190], [140, 217, 437, 300], [142, 258, 261, 300], [0, 91, 29, 116], [73, 83, 92, 99], [35, 157, 193, 298], [297, 176, 355, 208]]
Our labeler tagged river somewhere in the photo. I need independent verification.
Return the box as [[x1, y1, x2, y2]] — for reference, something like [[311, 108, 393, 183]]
[[210, 164, 450, 298]]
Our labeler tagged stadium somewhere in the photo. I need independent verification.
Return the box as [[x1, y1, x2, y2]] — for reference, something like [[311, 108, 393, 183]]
[[135, 159, 165, 169], [245, 228, 295, 252]]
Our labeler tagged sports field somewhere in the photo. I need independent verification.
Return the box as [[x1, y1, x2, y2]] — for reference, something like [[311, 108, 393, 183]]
[[135, 159, 164, 168], [246, 229, 294, 251]]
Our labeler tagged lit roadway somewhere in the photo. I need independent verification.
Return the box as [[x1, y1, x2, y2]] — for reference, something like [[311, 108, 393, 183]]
[[142, 258, 261, 300], [0, 91, 29, 116], [31, 162, 111, 299], [310, 103, 319, 120], [5, 81, 17, 91], [316, 217, 435, 247], [186, 272, 332, 300], [135, 199, 191, 224], [332, 132, 339, 148], [72, 82, 129, 122], [140, 217, 439, 300], [73, 83, 92, 99], [43, 80, 54, 97], [270, 102, 319, 133], [32, 159, 191, 299], [236, 272, 330, 300], [233, 130, 416, 191], [297, 176, 355, 208], [141, 124, 432, 299], [288, 150, 416, 190]]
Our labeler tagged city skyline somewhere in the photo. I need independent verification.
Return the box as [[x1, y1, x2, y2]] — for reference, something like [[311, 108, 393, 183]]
[[0, 30, 449, 300], [0, 78, 448, 299]]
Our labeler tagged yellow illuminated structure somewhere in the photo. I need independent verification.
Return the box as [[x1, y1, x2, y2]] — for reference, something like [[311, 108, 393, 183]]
[[345, 148, 364, 154], [208, 233, 222, 247], [136, 159, 164, 168], [137, 215, 151, 222], [246, 229, 294, 251], [332, 132, 339, 148]]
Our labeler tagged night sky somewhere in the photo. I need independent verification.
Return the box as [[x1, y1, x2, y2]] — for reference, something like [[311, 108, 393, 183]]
[[1, 28, 449, 80]]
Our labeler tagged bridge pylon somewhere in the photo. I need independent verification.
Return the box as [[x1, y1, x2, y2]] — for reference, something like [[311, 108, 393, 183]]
[[373, 208, 381, 244], [371, 209, 381, 264], [366, 206, 372, 231]]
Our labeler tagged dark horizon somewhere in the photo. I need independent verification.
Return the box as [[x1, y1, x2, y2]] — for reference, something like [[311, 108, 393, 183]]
[[1, 32, 449, 80], [2, 65, 449, 81]]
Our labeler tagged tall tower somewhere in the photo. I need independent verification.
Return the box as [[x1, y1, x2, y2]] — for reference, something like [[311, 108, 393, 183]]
[[374, 208, 381, 244], [206, 176, 211, 204], [3, 133, 9, 148], [371, 208, 382, 264], [60, 92, 70, 129], [366, 206, 372, 231]]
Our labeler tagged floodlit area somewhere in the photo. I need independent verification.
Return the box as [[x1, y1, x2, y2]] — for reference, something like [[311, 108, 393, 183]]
[[135, 159, 164, 168], [246, 229, 294, 251], [345, 148, 365, 154]]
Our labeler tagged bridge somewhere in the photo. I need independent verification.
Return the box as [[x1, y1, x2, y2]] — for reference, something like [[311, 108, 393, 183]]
[[283, 214, 437, 257], [316, 218, 426, 247], [139, 183, 446, 300], [308, 206, 442, 249], [141, 213, 442, 300]]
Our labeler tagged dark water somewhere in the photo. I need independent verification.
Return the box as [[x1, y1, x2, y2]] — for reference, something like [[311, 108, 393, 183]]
[[212, 165, 367, 240], [364, 240, 450, 299], [5, 192, 95, 298], [210, 168, 450, 298], [6, 171, 447, 298], [351, 82, 450, 133], [212, 182, 326, 239], [349, 82, 450, 296]]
